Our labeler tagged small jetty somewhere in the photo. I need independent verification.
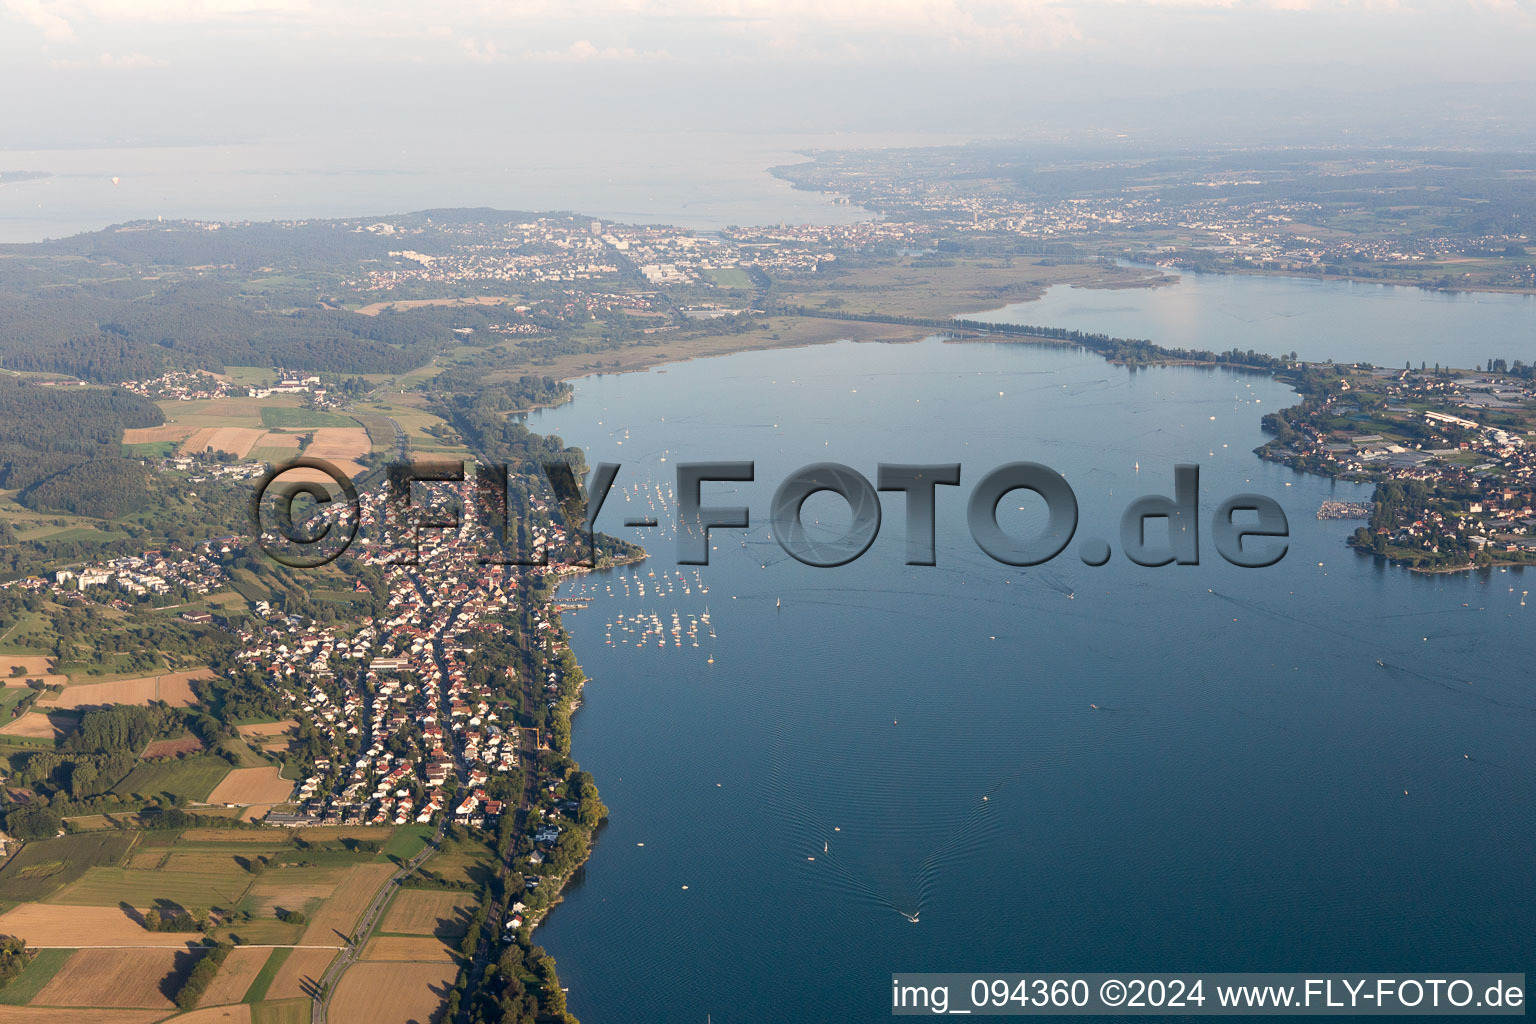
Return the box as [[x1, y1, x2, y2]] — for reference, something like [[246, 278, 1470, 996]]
[[1317, 500, 1371, 520]]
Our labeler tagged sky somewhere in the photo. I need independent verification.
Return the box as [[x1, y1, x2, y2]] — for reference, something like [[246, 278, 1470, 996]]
[[3, 0, 1536, 148]]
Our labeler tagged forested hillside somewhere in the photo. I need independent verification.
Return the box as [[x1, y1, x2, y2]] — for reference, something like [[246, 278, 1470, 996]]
[[0, 379, 165, 517]]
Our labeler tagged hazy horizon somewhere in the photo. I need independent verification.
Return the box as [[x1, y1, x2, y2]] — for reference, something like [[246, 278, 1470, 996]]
[[5, 1, 1536, 153]]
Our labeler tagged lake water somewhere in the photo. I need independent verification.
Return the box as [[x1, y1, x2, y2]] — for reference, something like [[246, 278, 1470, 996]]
[[0, 129, 934, 242], [976, 269, 1536, 369], [532, 320, 1535, 1021]]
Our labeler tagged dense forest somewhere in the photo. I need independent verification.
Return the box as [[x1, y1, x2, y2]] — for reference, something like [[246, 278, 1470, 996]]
[[0, 378, 164, 517], [0, 211, 557, 382], [0, 286, 460, 381]]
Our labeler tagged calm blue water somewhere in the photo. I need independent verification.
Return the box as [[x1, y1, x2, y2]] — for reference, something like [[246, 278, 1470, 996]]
[[976, 269, 1536, 369], [531, 341, 1535, 1020]]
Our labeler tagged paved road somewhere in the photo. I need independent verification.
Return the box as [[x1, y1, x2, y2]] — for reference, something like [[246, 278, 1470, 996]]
[[311, 822, 446, 1024]]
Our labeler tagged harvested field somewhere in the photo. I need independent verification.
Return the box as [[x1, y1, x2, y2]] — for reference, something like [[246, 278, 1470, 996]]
[[236, 719, 297, 740], [382, 891, 478, 938], [37, 668, 209, 709], [0, 712, 77, 740], [329, 961, 456, 1024], [262, 946, 337, 1000], [178, 829, 290, 844], [172, 1006, 253, 1024], [0, 1010, 164, 1024], [197, 945, 271, 1006], [292, 426, 370, 481], [0, 904, 199, 949], [300, 862, 396, 946], [0, 656, 68, 687], [122, 424, 196, 445], [141, 732, 206, 758], [161, 397, 266, 424], [206, 765, 293, 805], [178, 426, 266, 459], [251, 998, 310, 1024], [33, 947, 199, 1009], [361, 936, 459, 963]]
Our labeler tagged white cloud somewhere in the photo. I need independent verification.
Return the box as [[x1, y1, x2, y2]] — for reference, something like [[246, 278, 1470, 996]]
[[458, 36, 503, 63], [5, 0, 75, 40]]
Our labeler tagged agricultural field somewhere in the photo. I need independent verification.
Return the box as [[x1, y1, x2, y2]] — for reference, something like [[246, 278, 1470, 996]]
[[248, 432, 302, 464], [177, 830, 291, 844], [133, 848, 264, 875], [206, 766, 294, 805], [121, 424, 195, 445], [31, 946, 199, 1009], [0, 831, 136, 903], [258, 408, 360, 429], [210, 734, 274, 772], [360, 935, 459, 963], [418, 835, 495, 887], [378, 825, 434, 862], [48, 862, 254, 910], [0, 904, 194, 947], [0, 1009, 164, 1024], [299, 862, 396, 946], [0, 948, 73, 1005], [111, 754, 232, 803], [141, 732, 207, 758], [36, 667, 209, 710], [290, 426, 371, 480], [216, 917, 305, 947], [196, 944, 272, 1005], [329, 962, 456, 1024], [0, 684, 33, 718], [178, 426, 267, 459], [294, 826, 395, 845], [0, 656, 67, 687], [238, 947, 289, 1004], [0, 712, 78, 741], [706, 267, 754, 288], [250, 998, 311, 1024], [261, 946, 336, 1000], [351, 413, 397, 452], [236, 720, 297, 753], [242, 865, 348, 918], [174, 1005, 253, 1024], [350, 398, 463, 454], [220, 366, 275, 387], [380, 890, 477, 939]]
